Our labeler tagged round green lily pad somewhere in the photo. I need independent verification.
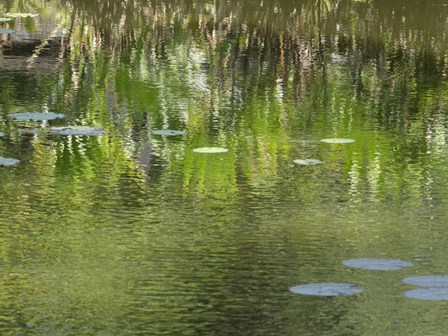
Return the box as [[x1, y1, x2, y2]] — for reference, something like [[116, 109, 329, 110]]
[[152, 129, 185, 136], [404, 287, 448, 301], [403, 275, 448, 287], [289, 283, 363, 296], [0, 157, 19, 166], [193, 147, 228, 153], [343, 258, 414, 271], [5, 13, 39, 18], [49, 126, 106, 136], [8, 112, 65, 121], [293, 159, 324, 165], [0, 29, 14, 34], [321, 138, 355, 144]]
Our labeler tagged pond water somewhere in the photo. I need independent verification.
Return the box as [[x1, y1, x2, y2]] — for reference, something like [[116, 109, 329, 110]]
[[1, 0, 448, 335]]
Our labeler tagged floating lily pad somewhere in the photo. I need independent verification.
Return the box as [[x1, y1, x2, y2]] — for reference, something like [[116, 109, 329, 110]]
[[403, 275, 448, 287], [289, 283, 363, 296], [193, 147, 228, 153], [8, 112, 65, 121], [152, 129, 185, 136], [0, 29, 14, 34], [404, 287, 448, 301], [0, 18, 13, 22], [0, 157, 19, 166], [293, 159, 324, 165], [321, 138, 355, 144], [5, 13, 39, 18], [343, 258, 414, 271], [49, 126, 106, 136]]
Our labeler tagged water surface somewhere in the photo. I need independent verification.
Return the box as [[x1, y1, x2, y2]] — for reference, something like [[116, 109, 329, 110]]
[[1, 1, 448, 335]]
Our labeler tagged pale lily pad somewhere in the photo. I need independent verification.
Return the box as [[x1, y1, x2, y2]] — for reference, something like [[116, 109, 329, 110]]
[[8, 112, 65, 121], [5, 13, 39, 18], [404, 287, 448, 301], [289, 283, 363, 296], [49, 126, 106, 136], [152, 129, 185, 136], [0, 157, 19, 166], [403, 275, 448, 287], [193, 147, 228, 153], [0, 18, 13, 22], [0, 29, 14, 34], [293, 159, 324, 165], [343, 258, 414, 271], [321, 138, 355, 144]]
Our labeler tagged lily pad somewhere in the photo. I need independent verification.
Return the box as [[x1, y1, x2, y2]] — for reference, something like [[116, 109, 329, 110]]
[[289, 283, 363, 296], [5, 13, 39, 18], [403, 275, 448, 287], [0, 157, 19, 166], [404, 287, 448, 301], [0, 29, 14, 34], [343, 258, 414, 271], [152, 129, 185, 136], [8, 112, 65, 121], [293, 159, 324, 165], [193, 147, 228, 153], [0, 18, 13, 22], [321, 138, 355, 144], [49, 126, 106, 136]]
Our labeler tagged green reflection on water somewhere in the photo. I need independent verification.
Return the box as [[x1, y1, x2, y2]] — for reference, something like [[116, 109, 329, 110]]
[[1, 0, 448, 335]]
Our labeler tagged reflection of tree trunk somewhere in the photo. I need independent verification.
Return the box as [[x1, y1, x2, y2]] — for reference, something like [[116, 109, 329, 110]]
[[105, 85, 120, 121], [136, 141, 153, 171], [351, 48, 364, 97], [355, 59, 364, 97], [230, 27, 241, 107], [292, 37, 302, 103], [320, 35, 329, 114], [317, 1, 329, 114], [18, 0, 27, 12], [59, 9, 78, 61]]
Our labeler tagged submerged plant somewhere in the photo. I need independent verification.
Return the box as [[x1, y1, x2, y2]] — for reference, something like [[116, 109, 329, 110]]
[[343, 258, 414, 271], [152, 129, 185, 136], [289, 283, 364, 296], [49, 126, 106, 136]]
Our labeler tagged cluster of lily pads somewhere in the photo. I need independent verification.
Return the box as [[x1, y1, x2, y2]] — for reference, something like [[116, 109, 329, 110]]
[[289, 257, 448, 301], [0, 112, 106, 166], [0, 113, 356, 166], [293, 138, 355, 166], [0, 116, 230, 167], [106, 132, 448, 301], [154, 134, 357, 157]]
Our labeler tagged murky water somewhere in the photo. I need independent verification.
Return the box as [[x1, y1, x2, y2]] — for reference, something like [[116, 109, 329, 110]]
[[1, 1, 448, 335]]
